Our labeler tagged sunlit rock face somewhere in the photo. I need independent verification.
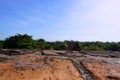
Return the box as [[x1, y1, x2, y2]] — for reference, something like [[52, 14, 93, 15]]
[[82, 59, 120, 80], [0, 54, 83, 80], [1, 49, 120, 80]]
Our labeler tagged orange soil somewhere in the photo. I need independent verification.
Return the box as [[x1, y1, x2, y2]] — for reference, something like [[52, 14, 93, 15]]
[[43, 50, 66, 55], [83, 60, 120, 80], [0, 54, 83, 80]]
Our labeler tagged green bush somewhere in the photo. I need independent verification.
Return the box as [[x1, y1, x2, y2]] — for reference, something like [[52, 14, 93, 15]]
[[3, 34, 36, 49], [0, 40, 3, 48]]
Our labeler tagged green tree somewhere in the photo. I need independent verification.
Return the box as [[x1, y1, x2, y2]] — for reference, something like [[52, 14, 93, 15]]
[[36, 39, 46, 50], [53, 41, 67, 50], [0, 40, 3, 48], [104, 42, 120, 51], [4, 34, 36, 49], [45, 42, 54, 50]]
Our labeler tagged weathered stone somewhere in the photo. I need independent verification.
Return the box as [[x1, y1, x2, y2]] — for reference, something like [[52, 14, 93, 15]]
[[0, 54, 83, 80]]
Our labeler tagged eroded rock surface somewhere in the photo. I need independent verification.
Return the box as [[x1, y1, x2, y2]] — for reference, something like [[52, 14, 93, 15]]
[[0, 49, 42, 55], [0, 49, 120, 80], [0, 54, 83, 80], [82, 59, 120, 80]]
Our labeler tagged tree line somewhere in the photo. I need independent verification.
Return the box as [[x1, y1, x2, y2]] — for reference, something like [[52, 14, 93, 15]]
[[0, 34, 120, 51]]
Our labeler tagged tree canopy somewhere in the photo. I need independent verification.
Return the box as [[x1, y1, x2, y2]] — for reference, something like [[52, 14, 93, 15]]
[[0, 40, 3, 48], [3, 34, 36, 49], [1, 34, 120, 51]]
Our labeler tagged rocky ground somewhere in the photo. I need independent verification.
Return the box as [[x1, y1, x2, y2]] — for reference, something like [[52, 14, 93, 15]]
[[0, 49, 120, 80]]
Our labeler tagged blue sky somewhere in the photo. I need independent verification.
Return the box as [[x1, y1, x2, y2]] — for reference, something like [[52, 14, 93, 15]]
[[0, 0, 120, 41]]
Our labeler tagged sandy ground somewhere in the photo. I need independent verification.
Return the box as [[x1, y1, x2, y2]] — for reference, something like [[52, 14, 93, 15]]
[[0, 54, 83, 80]]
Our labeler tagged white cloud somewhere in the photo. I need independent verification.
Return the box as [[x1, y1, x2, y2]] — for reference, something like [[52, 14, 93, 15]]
[[55, 0, 120, 41]]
